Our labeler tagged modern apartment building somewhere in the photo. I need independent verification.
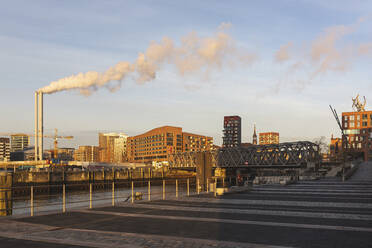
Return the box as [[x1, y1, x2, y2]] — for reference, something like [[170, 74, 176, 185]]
[[222, 116, 241, 148], [259, 132, 279, 145], [98, 133, 120, 163], [342, 110, 372, 160], [10, 134, 29, 152], [0, 138, 10, 161], [126, 126, 213, 163], [74, 146, 99, 162]]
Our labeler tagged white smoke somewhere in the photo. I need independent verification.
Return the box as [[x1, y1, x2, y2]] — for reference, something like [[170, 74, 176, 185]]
[[39, 23, 256, 94], [274, 42, 292, 62], [272, 17, 370, 92]]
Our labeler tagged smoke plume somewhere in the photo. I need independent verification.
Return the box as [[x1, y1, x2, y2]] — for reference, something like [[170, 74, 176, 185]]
[[272, 17, 371, 92], [39, 23, 256, 95], [274, 42, 292, 62]]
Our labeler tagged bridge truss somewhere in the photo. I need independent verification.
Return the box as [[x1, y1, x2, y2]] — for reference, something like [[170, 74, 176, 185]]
[[168, 141, 320, 168], [217, 141, 320, 168]]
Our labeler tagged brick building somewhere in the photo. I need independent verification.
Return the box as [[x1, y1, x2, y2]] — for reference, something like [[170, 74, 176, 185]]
[[126, 126, 213, 163], [342, 110, 372, 160]]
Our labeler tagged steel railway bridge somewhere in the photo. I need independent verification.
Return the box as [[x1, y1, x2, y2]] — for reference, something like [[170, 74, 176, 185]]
[[168, 141, 321, 169]]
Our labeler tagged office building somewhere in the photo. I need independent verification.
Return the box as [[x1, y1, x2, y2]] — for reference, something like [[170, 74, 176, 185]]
[[0, 138, 10, 161], [126, 126, 213, 163], [222, 116, 241, 147], [98, 133, 120, 163], [114, 134, 128, 163], [259, 132, 279, 145], [74, 146, 99, 162], [10, 134, 29, 152]]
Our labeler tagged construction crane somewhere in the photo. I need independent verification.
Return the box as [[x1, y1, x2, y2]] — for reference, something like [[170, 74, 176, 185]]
[[0, 129, 74, 159], [50, 129, 73, 159]]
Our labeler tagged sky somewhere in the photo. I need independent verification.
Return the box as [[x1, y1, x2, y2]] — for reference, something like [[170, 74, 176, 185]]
[[1, 0, 372, 149]]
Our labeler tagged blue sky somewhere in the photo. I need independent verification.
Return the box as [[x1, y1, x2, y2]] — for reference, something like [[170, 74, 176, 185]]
[[1, 0, 371, 148]]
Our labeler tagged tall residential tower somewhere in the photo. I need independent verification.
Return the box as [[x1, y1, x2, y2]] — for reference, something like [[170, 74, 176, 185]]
[[222, 116, 241, 148]]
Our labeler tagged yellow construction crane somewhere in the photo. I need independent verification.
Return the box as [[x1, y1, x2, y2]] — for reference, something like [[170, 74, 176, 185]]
[[0, 129, 74, 159]]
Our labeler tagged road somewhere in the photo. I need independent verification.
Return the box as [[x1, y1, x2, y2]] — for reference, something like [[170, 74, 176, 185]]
[[0, 162, 371, 247]]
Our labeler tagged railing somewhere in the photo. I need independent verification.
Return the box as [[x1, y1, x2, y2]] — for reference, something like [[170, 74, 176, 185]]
[[0, 177, 199, 216], [0, 176, 251, 217]]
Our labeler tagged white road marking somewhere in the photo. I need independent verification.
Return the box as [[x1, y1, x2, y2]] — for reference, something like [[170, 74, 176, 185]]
[[80, 209, 372, 233]]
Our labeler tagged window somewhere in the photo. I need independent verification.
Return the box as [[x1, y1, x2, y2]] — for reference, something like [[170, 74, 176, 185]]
[[357, 115, 360, 121], [363, 114, 368, 119], [350, 116, 354, 121], [363, 121, 368, 127], [350, 122, 355, 128]]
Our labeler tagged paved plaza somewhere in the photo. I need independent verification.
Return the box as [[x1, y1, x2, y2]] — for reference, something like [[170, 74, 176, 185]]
[[1, 162, 372, 247]]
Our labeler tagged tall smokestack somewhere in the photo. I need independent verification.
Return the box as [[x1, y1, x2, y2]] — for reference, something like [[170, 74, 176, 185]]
[[38, 92, 43, 161], [34, 92, 38, 161]]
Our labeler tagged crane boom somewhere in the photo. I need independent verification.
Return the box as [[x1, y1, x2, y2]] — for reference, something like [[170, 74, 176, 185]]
[[329, 105, 344, 135]]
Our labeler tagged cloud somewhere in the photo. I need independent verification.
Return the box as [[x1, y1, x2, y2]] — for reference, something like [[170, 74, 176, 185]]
[[275, 42, 292, 62]]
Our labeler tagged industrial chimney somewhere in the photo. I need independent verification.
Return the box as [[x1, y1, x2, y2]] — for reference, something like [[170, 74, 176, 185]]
[[34, 91, 43, 161]]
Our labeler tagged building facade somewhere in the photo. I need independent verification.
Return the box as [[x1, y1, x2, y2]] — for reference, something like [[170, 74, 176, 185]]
[[342, 110, 372, 160], [0, 138, 10, 161], [114, 134, 128, 163], [56, 148, 75, 161], [259, 132, 279, 145], [10, 134, 29, 152], [98, 133, 120, 163], [222, 116, 241, 147], [126, 126, 213, 163], [74, 146, 99, 162]]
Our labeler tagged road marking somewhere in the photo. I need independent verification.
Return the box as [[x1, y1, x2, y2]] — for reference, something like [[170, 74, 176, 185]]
[[179, 198, 372, 209], [117, 203, 372, 220], [80, 209, 372, 233]]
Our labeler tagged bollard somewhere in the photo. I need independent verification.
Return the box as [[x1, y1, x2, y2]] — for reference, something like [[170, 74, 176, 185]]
[[206, 178, 209, 193], [162, 180, 165, 200], [214, 178, 217, 197], [176, 179, 178, 198], [197, 179, 200, 194], [30, 186, 34, 216], [112, 182, 115, 206], [131, 181, 134, 204], [63, 184, 66, 213], [89, 183, 92, 209], [187, 178, 190, 196], [148, 181, 151, 201], [222, 178, 225, 188]]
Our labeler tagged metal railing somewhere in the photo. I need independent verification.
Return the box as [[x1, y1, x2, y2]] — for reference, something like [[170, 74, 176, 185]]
[[0, 176, 250, 217], [0, 177, 201, 216]]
